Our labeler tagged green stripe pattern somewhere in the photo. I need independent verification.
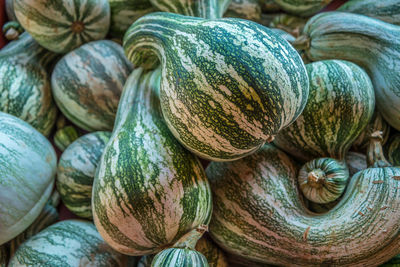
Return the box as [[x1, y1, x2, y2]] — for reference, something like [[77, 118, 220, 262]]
[[274, 60, 375, 162], [273, 0, 332, 17], [124, 12, 309, 161], [52, 40, 133, 131], [0, 112, 56, 246], [207, 144, 400, 266], [57, 131, 111, 219], [14, 0, 110, 53], [8, 220, 130, 267], [151, 248, 209, 267], [53, 125, 80, 152], [298, 11, 400, 131], [338, 0, 400, 25], [92, 68, 212, 256]]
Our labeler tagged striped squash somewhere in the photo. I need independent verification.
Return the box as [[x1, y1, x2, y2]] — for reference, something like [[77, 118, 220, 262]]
[[8, 220, 130, 267], [273, 0, 332, 17], [53, 125, 80, 152], [338, 0, 400, 25], [0, 112, 56, 246], [294, 12, 400, 131], [346, 151, 367, 176], [386, 134, 400, 166], [207, 143, 400, 266], [57, 131, 111, 219], [0, 32, 58, 137], [298, 157, 349, 204], [123, 12, 309, 161], [274, 60, 375, 162], [52, 40, 133, 132], [109, 0, 155, 38], [92, 68, 212, 256], [224, 0, 261, 22], [14, 0, 110, 53]]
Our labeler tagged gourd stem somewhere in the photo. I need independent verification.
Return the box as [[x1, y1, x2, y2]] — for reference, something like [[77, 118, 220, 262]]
[[307, 169, 325, 188], [367, 131, 391, 167], [172, 225, 208, 250], [292, 35, 310, 51], [5, 28, 19, 40]]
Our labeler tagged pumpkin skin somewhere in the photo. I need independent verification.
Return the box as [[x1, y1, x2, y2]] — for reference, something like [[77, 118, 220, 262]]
[[8, 220, 129, 267], [346, 151, 367, 176], [295, 12, 400, 131], [386, 134, 400, 166], [273, 0, 332, 17], [207, 144, 400, 266], [52, 40, 133, 132], [151, 248, 209, 267], [57, 131, 111, 219], [0, 112, 57, 246], [274, 59, 375, 162], [338, 0, 400, 25], [92, 68, 212, 256], [14, 0, 110, 53], [123, 12, 309, 161]]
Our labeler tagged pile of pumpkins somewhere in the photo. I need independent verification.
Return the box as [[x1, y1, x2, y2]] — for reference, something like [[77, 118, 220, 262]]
[[1, 0, 400, 266]]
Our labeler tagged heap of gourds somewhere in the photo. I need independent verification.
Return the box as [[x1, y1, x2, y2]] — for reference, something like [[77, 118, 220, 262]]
[[1, 0, 400, 266]]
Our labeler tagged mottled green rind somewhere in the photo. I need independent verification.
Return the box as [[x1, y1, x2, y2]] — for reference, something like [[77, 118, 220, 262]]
[[273, 0, 332, 17], [298, 158, 349, 204], [8, 220, 129, 267], [53, 126, 80, 152], [224, 0, 261, 22], [92, 68, 212, 256], [274, 60, 375, 162], [57, 131, 111, 219], [346, 151, 367, 176], [195, 236, 228, 267], [109, 0, 155, 38], [207, 144, 400, 266], [0, 112, 56, 245], [299, 12, 400, 131], [52, 40, 133, 132], [151, 248, 209, 267], [386, 134, 400, 167], [124, 12, 309, 161], [338, 0, 400, 25], [14, 0, 110, 53]]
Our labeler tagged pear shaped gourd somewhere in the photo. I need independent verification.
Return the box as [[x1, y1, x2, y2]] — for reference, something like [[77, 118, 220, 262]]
[[0, 112, 56, 245], [123, 12, 309, 161], [92, 68, 212, 256]]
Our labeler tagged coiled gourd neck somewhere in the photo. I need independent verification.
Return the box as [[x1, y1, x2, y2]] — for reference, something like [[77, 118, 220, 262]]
[[172, 225, 208, 250], [367, 131, 391, 168], [292, 34, 310, 51]]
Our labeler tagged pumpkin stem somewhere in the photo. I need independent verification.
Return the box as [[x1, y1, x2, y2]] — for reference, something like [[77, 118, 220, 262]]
[[292, 35, 310, 51], [172, 225, 208, 250], [367, 131, 391, 168], [307, 169, 325, 188]]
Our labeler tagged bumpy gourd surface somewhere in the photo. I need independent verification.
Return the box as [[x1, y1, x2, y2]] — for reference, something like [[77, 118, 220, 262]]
[[151, 248, 209, 267], [299, 12, 400, 131], [124, 12, 309, 161], [8, 220, 129, 267], [57, 131, 111, 219], [14, 0, 110, 53], [207, 144, 400, 266], [93, 69, 212, 256], [0, 112, 56, 245], [52, 40, 133, 131], [273, 0, 332, 17], [274, 60, 375, 162]]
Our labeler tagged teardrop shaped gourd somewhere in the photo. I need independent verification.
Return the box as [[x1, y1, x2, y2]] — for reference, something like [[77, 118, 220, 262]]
[[274, 59, 375, 162], [207, 144, 400, 266], [338, 0, 400, 25], [386, 134, 400, 166], [294, 12, 400, 131], [0, 112, 57, 246], [8, 220, 130, 267], [14, 0, 110, 53], [272, 0, 332, 17], [0, 32, 58, 136], [298, 158, 349, 204], [92, 68, 212, 256], [57, 131, 111, 219], [123, 12, 309, 161], [52, 40, 133, 132]]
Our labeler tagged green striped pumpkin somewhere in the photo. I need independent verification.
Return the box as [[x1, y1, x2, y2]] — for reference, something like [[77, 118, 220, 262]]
[[338, 0, 400, 25], [52, 40, 133, 132], [109, 0, 155, 38], [0, 112, 57, 246], [346, 151, 367, 176], [273, 0, 332, 17], [294, 12, 400, 131], [298, 157, 349, 204], [14, 0, 110, 53], [224, 0, 261, 22], [57, 131, 111, 219], [8, 220, 130, 267], [53, 125, 80, 152], [386, 134, 400, 166], [0, 32, 58, 137], [93, 68, 212, 256], [274, 60, 375, 162], [207, 143, 400, 266], [124, 12, 309, 161]]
